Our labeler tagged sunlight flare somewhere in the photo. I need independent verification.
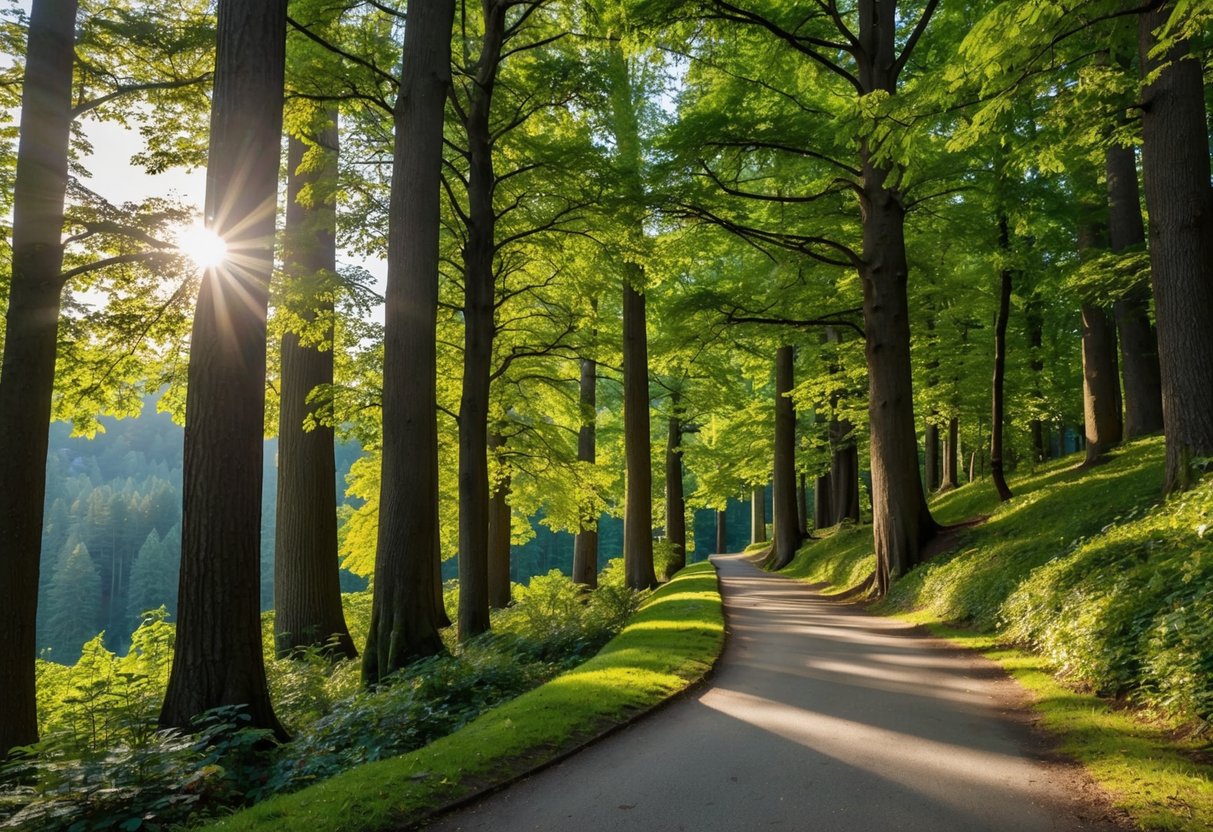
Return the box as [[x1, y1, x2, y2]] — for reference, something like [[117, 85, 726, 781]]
[[177, 222, 228, 270]]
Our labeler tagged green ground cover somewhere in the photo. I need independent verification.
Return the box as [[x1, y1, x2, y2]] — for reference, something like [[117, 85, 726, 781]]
[[783, 437, 1213, 830], [203, 561, 724, 832]]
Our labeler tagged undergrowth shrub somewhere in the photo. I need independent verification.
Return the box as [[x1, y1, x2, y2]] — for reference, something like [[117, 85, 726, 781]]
[[3, 561, 647, 828]]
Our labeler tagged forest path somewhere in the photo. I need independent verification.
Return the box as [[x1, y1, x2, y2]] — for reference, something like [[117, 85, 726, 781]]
[[423, 553, 1129, 832]]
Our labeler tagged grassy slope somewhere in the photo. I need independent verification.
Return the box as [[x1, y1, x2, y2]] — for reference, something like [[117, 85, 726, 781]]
[[205, 562, 724, 832], [783, 437, 1213, 831]]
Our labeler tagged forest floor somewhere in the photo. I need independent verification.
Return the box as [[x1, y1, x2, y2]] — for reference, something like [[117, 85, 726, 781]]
[[423, 553, 1130, 832]]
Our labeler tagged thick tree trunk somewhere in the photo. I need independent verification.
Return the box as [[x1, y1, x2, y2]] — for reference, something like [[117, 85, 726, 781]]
[[273, 125, 355, 660], [1139, 3, 1213, 492], [1105, 143, 1164, 438], [989, 217, 1014, 502], [941, 417, 960, 491], [768, 345, 801, 569], [608, 43, 657, 590], [750, 484, 766, 544], [924, 421, 940, 492], [0, 0, 77, 759], [572, 356, 598, 587], [1080, 303, 1124, 464], [487, 433, 511, 609], [663, 406, 686, 579], [858, 0, 938, 597], [160, 0, 288, 738], [715, 509, 727, 554], [362, 0, 454, 684], [814, 473, 833, 530], [622, 275, 656, 588], [455, 2, 507, 642]]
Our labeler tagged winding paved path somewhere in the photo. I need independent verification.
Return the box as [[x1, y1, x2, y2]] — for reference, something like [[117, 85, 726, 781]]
[[425, 553, 1128, 832]]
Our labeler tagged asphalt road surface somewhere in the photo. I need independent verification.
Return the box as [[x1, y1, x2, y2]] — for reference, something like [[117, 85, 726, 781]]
[[425, 553, 1129, 832]]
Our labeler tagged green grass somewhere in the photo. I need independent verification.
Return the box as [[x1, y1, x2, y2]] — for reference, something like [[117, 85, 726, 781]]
[[784, 437, 1213, 831], [203, 562, 724, 832]]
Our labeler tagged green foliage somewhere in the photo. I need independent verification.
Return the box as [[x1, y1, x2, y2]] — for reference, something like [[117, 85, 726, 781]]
[[201, 563, 723, 832]]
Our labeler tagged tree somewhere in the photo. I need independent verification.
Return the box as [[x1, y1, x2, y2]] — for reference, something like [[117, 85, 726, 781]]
[[127, 528, 180, 631], [363, 0, 457, 684], [273, 119, 356, 660], [606, 45, 657, 590], [572, 353, 599, 586], [766, 344, 802, 568], [663, 391, 687, 578], [0, 0, 79, 758], [160, 0, 288, 737], [1137, 1, 1213, 492], [44, 541, 102, 665]]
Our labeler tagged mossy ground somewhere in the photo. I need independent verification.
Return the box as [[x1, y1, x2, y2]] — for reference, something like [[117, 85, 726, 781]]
[[783, 437, 1213, 831], [203, 562, 724, 832]]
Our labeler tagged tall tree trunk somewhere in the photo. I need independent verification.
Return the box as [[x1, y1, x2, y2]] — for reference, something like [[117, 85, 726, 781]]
[[622, 276, 656, 588], [572, 355, 598, 588], [1024, 299, 1047, 463], [814, 473, 833, 530], [768, 345, 801, 569], [750, 484, 766, 544], [941, 417, 959, 491], [1080, 303, 1124, 464], [456, 1, 507, 642], [1078, 209, 1123, 465], [858, 0, 938, 597], [608, 46, 656, 590], [274, 124, 355, 660], [797, 473, 808, 535], [830, 438, 860, 524], [664, 403, 686, 579], [362, 0, 455, 684], [487, 433, 511, 609], [1106, 143, 1164, 438], [715, 509, 727, 554], [990, 216, 1014, 503], [1139, 3, 1213, 492], [924, 421, 940, 492], [160, 0, 288, 738], [0, 0, 77, 759]]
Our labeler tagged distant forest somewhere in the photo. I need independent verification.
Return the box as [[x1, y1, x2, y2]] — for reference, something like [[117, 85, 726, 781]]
[[37, 402, 745, 663]]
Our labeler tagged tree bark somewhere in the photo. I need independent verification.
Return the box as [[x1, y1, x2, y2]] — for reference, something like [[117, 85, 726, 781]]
[[750, 484, 766, 544], [362, 0, 454, 685], [273, 123, 355, 660], [160, 0, 288, 738], [715, 509, 727, 554], [768, 345, 802, 569], [830, 438, 860, 524], [797, 473, 808, 534], [487, 434, 511, 609], [989, 216, 1014, 503], [1080, 302, 1124, 464], [1105, 143, 1164, 438], [924, 421, 940, 492], [857, 2, 938, 595], [572, 355, 598, 587], [813, 473, 833, 530], [0, 0, 77, 759], [941, 417, 960, 491], [607, 45, 657, 590], [455, 1, 508, 642], [1139, 3, 1213, 492], [663, 404, 686, 579], [622, 275, 656, 589], [1025, 299, 1047, 464]]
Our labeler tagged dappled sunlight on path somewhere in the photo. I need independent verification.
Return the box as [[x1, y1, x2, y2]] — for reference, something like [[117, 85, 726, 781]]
[[424, 554, 1127, 832]]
